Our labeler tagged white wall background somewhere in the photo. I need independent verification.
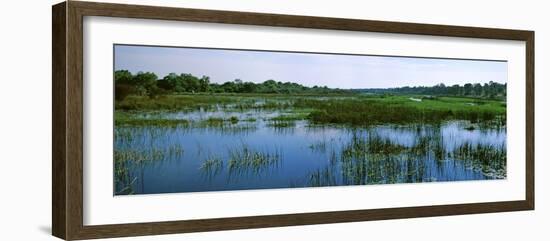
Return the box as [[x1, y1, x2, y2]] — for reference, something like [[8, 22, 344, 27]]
[[0, 0, 547, 240]]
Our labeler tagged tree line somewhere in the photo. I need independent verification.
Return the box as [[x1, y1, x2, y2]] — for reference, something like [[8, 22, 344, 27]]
[[114, 70, 349, 100], [115, 70, 506, 101], [359, 82, 506, 100]]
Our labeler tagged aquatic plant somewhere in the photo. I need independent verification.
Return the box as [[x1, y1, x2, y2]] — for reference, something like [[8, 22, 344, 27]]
[[114, 128, 135, 143], [114, 148, 165, 163], [301, 95, 505, 125], [308, 140, 328, 153], [229, 116, 239, 124], [167, 144, 184, 158], [116, 117, 190, 127], [112, 93, 507, 194], [465, 125, 476, 131], [199, 157, 223, 173], [227, 145, 282, 175], [341, 132, 407, 161], [267, 120, 296, 128], [117, 94, 506, 128], [309, 167, 338, 187], [244, 117, 257, 122], [204, 117, 224, 127], [114, 157, 135, 195], [115, 94, 239, 111], [198, 116, 247, 129], [270, 113, 307, 121], [113, 147, 174, 194], [451, 142, 506, 178], [410, 136, 431, 155]]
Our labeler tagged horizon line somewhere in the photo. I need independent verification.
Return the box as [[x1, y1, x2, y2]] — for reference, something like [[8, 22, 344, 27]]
[[114, 68, 506, 90]]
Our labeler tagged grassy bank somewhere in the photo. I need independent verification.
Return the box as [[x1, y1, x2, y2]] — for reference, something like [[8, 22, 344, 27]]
[[115, 93, 506, 126], [303, 95, 505, 125]]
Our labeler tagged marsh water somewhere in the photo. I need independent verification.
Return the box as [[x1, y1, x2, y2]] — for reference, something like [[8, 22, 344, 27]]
[[114, 101, 507, 195]]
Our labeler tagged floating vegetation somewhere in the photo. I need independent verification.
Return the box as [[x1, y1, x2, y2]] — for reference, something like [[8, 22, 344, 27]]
[[267, 120, 296, 128], [257, 100, 293, 110], [270, 113, 308, 121], [198, 116, 246, 128], [202, 124, 258, 135], [111, 114, 252, 135], [203, 117, 224, 127], [115, 94, 239, 111], [229, 116, 239, 124], [451, 143, 507, 178], [113, 93, 507, 194], [116, 117, 190, 127]]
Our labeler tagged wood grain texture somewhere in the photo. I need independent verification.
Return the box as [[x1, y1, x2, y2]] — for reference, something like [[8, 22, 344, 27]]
[[74, 201, 530, 240], [525, 32, 535, 209], [52, 1, 535, 240], [72, 1, 533, 40], [66, 2, 85, 240], [52, 2, 67, 239]]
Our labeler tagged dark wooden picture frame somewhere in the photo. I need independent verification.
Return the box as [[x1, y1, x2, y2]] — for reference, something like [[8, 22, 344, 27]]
[[52, 1, 534, 240]]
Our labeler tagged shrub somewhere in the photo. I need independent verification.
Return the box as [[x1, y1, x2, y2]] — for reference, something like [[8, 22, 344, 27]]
[[115, 84, 135, 101]]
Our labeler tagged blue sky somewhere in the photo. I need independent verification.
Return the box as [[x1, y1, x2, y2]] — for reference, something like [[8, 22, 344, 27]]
[[114, 45, 507, 89]]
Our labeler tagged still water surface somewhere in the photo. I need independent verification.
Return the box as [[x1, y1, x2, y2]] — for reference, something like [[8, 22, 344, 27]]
[[114, 108, 506, 195]]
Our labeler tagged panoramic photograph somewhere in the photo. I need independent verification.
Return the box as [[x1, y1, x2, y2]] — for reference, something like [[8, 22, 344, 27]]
[[113, 44, 507, 195]]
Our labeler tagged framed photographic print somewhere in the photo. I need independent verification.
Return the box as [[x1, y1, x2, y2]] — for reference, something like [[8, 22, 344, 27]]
[[52, 1, 534, 240]]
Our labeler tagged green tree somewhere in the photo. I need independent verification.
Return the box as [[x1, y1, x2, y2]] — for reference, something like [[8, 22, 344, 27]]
[[221, 81, 237, 92], [114, 70, 135, 101], [463, 83, 473, 96], [242, 82, 257, 93], [473, 83, 483, 96], [158, 73, 183, 92], [181, 74, 200, 92], [198, 76, 210, 92], [114, 70, 133, 85], [133, 71, 158, 97], [262, 80, 278, 93]]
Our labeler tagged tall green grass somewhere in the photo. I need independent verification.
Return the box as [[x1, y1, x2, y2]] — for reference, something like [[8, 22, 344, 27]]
[[332, 131, 506, 185], [303, 96, 504, 126], [116, 94, 506, 126], [227, 145, 282, 175], [114, 144, 184, 195], [451, 143, 506, 178]]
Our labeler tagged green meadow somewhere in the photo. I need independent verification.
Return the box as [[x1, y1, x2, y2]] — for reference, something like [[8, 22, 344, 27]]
[[115, 93, 506, 127], [112, 71, 507, 194]]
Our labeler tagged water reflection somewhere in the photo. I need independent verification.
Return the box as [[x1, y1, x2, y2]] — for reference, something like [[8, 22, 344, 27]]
[[114, 110, 506, 195]]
